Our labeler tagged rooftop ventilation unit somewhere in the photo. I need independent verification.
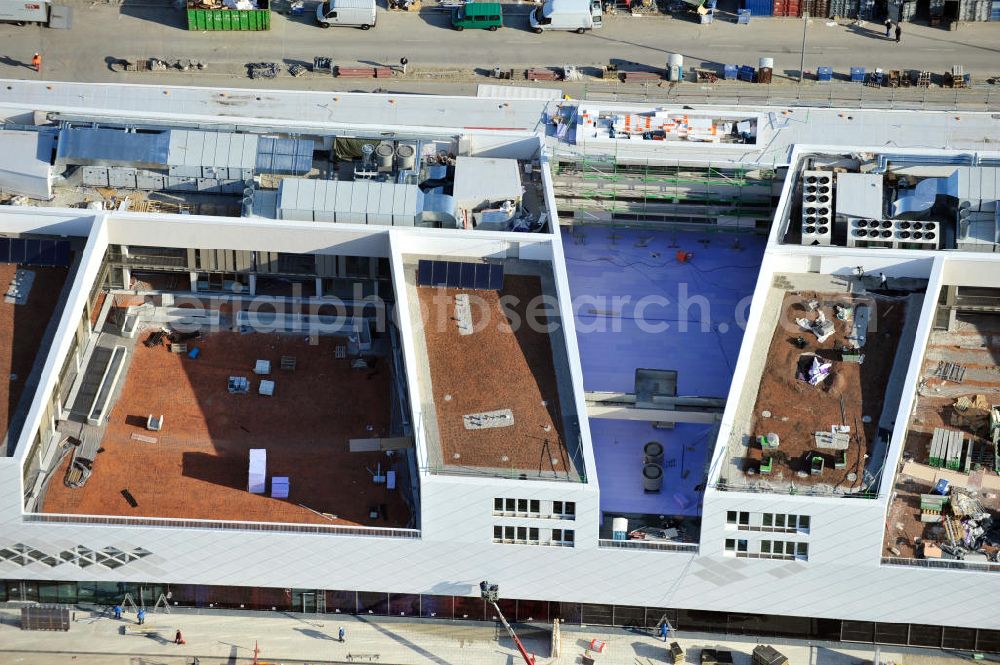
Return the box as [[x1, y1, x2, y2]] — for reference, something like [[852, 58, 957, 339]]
[[847, 218, 892, 248], [894, 220, 939, 249], [800, 171, 833, 246], [848, 218, 940, 249]]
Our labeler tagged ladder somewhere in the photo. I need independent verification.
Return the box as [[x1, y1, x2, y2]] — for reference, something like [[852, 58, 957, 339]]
[[153, 593, 172, 613], [120, 592, 139, 613], [943, 517, 963, 546]]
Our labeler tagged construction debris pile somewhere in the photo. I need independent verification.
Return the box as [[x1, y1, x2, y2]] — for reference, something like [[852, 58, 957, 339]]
[[918, 484, 1000, 563], [118, 58, 208, 73], [247, 62, 279, 79], [796, 305, 835, 343], [952, 394, 994, 432], [798, 355, 832, 386]]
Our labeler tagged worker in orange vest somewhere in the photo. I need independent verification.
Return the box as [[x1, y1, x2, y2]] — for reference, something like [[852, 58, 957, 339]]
[[32, 53, 41, 73]]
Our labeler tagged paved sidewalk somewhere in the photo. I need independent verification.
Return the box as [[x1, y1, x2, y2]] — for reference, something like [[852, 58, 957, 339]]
[[0, 607, 984, 664]]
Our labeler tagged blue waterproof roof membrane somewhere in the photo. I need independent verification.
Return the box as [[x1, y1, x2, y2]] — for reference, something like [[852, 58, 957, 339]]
[[562, 226, 766, 518], [590, 419, 712, 518], [561, 227, 765, 397]]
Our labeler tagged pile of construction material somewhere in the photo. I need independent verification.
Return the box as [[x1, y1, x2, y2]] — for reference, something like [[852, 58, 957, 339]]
[[918, 485, 1000, 563], [247, 62, 279, 79], [752, 645, 789, 665], [336, 66, 393, 79], [796, 307, 835, 343], [952, 394, 992, 432]]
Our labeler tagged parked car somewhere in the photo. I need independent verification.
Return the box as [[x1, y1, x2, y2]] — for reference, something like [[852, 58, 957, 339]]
[[451, 2, 502, 30]]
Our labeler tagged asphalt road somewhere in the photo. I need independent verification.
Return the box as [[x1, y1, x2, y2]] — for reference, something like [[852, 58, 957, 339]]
[[1, 2, 999, 87]]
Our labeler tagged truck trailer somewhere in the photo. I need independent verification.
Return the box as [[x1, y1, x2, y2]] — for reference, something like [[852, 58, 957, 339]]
[[0, 0, 71, 27]]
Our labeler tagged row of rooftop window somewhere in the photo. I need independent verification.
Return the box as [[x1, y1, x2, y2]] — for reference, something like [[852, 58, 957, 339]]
[[493, 498, 576, 519], [727, 511, 811, 534], [725, 538, 809, 561], [492, 526, 575, 547]]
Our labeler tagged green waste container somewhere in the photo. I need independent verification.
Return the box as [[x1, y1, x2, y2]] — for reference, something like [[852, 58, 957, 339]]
[[186, 1, 270, 30]]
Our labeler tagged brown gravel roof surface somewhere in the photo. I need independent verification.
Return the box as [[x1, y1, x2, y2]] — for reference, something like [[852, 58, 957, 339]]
[[417, 274, 572, 476], [43, 331, 410, 527]]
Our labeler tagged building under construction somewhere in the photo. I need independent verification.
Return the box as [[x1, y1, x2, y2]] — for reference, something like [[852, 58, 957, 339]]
[[0, 81, 999, 653]]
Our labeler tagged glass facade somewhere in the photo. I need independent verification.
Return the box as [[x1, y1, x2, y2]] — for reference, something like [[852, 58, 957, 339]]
[[1, 578, 998, 654]]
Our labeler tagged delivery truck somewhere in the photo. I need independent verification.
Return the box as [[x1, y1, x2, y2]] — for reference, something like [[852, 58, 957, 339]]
[[316, 0, 376, 28], [530, 0, 602, 32], [0, 0, 71, 26]]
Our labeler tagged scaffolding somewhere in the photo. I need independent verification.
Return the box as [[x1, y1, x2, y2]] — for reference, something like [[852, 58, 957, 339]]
[[550, 152, 778, 230]]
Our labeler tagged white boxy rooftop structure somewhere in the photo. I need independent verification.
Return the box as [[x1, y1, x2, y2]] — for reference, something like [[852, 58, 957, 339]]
[[1, 80, 1000, 650]]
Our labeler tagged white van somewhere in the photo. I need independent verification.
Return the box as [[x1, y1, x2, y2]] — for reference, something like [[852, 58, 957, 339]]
[[530, 0, 602, 33], [316, 0, 376, 29]]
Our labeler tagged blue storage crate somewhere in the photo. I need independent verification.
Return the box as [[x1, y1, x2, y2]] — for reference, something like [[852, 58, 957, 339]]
[[850, 66, 865, 83], [738, 65, 756, 82], [736, 7, 751, 22], [741, 0, 773, 14], [816, 66, 833, 81], [933, 478, 950, 495], [724, 64, 738, 80]]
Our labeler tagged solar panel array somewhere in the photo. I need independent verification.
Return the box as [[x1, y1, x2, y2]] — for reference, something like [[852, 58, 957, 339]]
[[0, 239, 71, 267], [417, 260, 504, 291]]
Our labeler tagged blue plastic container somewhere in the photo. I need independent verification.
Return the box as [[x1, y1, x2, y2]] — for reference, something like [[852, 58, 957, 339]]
[[724, 64, 738, 80], [188, 347, 201, 360], [816, 66, 833, 81], [738, 65, 756, 82], [736, 7, 751, 21], [850, 66, 865, 82], [933, 478, 950, 495], [741, 0, 773, 15]]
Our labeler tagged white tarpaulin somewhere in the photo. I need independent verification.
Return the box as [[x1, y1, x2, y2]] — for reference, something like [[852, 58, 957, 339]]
[[248, 449, 266, 494], [0, 131, 54, 200]]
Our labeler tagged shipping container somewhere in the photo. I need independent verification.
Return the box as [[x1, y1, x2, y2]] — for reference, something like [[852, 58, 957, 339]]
[[741, 0, 772, 15], [992, 0, 999, 19], [186, 0, 270, 30]]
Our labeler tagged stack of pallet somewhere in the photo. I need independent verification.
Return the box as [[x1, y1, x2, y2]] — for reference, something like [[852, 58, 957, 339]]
[[956, 0, 991, 20], [920, 493, 947, 522], [801, 0, 829, 15], [829, 0, 858, 17]]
